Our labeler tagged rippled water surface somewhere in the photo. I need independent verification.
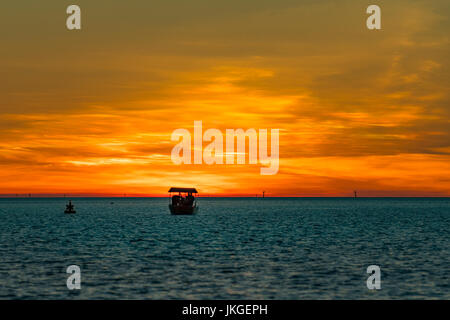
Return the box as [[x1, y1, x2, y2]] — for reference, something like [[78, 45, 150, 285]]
[[0, 197, 449, 299]]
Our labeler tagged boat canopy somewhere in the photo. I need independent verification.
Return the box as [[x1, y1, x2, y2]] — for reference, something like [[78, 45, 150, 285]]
[[168, 187, 198, 193]]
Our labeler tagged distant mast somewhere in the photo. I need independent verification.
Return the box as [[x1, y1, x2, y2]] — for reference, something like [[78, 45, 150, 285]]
[[262, 191, 265, 198], [354, 190, 357, 198]]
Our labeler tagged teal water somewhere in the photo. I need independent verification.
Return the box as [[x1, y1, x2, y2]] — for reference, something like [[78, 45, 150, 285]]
[[0, 197, 449, 299]]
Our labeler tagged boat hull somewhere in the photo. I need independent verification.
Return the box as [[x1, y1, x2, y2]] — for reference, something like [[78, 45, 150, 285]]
[[64, 210, 76, 214], [169, 204, 198, 215]]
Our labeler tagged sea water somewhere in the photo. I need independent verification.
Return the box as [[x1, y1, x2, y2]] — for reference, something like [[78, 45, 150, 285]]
[[0, 197, 448, 299]]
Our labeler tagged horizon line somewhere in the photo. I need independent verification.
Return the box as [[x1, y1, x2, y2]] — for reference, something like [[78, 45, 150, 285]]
[[0, 194, 448, 198]]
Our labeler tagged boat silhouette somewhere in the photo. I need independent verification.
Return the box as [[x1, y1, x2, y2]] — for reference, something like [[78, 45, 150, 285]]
[[168, 187, 198, 215]]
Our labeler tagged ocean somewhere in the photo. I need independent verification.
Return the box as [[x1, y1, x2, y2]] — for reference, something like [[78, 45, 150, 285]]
[[0, 197, 448, 299]]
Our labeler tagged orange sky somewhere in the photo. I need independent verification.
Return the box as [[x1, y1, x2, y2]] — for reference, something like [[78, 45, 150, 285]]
[[1, 1, 449, 196]]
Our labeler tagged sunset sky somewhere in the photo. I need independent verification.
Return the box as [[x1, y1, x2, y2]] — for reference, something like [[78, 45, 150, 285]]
[[1, 0, 449, 196]]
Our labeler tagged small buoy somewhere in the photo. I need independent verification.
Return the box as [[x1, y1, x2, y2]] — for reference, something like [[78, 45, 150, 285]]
[[64, 200, 76, 214]]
